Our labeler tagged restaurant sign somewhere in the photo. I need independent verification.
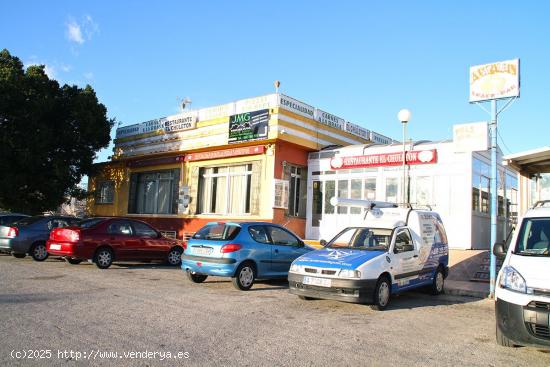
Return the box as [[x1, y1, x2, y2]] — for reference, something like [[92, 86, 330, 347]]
[[184, 145, 265, 162], [330, 149, 438, 169], [469, 59, 520, 102], [228, 109, 270, 144]]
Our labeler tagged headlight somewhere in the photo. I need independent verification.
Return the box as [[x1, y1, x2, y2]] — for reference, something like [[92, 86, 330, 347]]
[[499, 266, 526, 293], [290, 264, 304, 273], [339, 269, 361, 278]]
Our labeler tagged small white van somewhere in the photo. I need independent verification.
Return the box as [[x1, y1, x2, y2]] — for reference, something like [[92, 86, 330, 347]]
[[494, 200, 550, 349], [288, 199, 449, 310]]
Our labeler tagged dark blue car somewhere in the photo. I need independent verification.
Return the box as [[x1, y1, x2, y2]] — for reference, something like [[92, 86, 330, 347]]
[[0, 215, 80, 261], [181, 222, 313, 290]]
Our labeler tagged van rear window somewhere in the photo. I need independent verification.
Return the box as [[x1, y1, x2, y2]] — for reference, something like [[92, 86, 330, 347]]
[[193, 224, 240, 241]]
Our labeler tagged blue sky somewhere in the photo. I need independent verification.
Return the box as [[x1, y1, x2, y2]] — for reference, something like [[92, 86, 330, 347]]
[[2, 1, 549, 166]]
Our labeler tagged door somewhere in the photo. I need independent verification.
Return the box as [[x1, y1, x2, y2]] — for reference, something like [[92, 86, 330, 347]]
[[131, 220, 167, 260], [265, 225, 305, 274], [246, 225, 273, 277], [390, 227, 422, 290], [107, 220, 141, 260]]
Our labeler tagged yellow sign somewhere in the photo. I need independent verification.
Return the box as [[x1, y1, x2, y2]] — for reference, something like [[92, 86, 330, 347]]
[[469, 59, 520, 102]]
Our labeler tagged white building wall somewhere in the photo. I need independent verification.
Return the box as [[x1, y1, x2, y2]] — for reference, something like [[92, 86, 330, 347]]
[[305, 141, 515, 250]]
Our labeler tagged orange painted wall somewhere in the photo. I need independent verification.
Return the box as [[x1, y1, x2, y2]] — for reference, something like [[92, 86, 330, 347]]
[[274, 141, 310, 179]]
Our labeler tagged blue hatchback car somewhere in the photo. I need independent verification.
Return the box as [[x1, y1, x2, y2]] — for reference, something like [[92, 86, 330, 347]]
[[181, 222, 313, 290]]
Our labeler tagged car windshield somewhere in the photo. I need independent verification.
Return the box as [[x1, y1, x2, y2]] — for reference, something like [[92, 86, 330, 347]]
[[12, 216, 44, 226], [78, 218, 107, 229], [513, 218, 550, 257], [327, 227, 392, 251], [192, 224, 241, 241]]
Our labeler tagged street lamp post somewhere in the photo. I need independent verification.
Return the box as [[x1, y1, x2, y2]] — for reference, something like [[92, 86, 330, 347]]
[[398, 109, 412, 206]]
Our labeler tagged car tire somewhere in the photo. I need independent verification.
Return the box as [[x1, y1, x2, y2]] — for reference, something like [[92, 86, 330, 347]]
[[31, 242, 49, 262], [186, 271, 208, 283], [65, 258, 83, 265], [94, 247, 113, 269], [431, 267, 445, 295], [370, 276, 391, 311], [12, 253, 26, 259], [167, 247, 183, 266], [232, 262, 256, 291], [496, 324, 516, 347]]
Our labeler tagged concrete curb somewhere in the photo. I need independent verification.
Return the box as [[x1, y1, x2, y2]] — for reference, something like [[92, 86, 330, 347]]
[[445, 280, 490, 299]]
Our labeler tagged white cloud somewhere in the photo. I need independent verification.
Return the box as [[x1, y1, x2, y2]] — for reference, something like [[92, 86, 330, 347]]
[[84, 72, 94, 80], [67, 20, 84, 44], [66, 15, 99, 45]]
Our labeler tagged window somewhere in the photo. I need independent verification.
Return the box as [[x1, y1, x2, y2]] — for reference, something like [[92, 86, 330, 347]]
[[192, 224, 241, 241], [286, 165, 307, 217], [337, 180, 348, 214], [413, 176, 431, 205], [324, 180, 335, 214], [386, 178, 398, 203], [248, 226, 270, 244], [129, 169, 180, 214], [132, 221, 158, 238], [364, 178, 376, 200], [108, 221, 134, 235], [47, 218, 70, 230], [97, 181, 114, 204], [472, 158, 491, 214], [312, 180, 322, 227], [198, 164, 253, 215], [266, 226, 300, 246], [394, 229, 413, 253], [350, 179, 362, 215]]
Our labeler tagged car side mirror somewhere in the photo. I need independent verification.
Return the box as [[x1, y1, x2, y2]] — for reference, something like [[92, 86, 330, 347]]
[[320, 239, 327, 247], [493, 241, 507, 259]]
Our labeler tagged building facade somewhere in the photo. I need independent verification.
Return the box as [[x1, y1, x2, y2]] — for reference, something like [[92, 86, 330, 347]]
[[305, 139, 518, 249], [88, 94, 391, 239]]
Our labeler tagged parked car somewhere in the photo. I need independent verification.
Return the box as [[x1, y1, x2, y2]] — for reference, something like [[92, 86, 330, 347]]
[[493, 200, 550, 349], [288, 199, 449, 310], [46, 217, 184, 269], [0, 213, 29, 226], [181, 222, 313, 290], [0, 215, 80, 261]]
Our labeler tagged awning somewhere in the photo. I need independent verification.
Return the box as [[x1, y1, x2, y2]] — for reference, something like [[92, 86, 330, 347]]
[[503, 147, 550, 174]]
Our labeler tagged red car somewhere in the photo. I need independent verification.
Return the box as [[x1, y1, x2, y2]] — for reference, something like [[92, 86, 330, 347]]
[[46, 217, 184, 269]]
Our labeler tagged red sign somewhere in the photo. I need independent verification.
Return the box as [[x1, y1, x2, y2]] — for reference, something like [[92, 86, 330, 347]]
[[330, 149, 437, 170], [127, 155, 184, 168], [184, 145, 266, 162]]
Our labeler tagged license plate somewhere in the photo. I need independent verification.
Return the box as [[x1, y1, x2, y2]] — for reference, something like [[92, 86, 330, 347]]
[[49, 244, 61, 250], [193, 247, 213, 256], [303, 276, 332, 287]]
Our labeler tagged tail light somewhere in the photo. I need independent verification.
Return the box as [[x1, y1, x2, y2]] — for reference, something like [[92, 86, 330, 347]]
[[220, 243, 242, 253], [50, 228, 80, 242], [7, 227, 18, 238]]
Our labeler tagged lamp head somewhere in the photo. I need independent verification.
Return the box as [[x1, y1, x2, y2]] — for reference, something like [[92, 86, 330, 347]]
[[398, 109, 412, 123]]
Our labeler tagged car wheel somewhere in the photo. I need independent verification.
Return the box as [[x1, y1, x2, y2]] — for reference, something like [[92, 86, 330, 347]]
[[496, 324, 516, 347], [186, 271, 208, 283], [431, 267, 445, 295], [94, 248, 113, 269], [65, 258, 83, 265], [370, 276, 391, 311], [167, 247, 183, 266], [12, 253, 26, 259], [31, 242, 49, 262], [232, 262, 256, 291]]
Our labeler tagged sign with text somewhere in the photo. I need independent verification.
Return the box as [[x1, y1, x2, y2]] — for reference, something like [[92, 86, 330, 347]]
[[469, 59, 520, 102], [330, 149, 438, 169], [453, 122, 489, 152], [127, 155, 185, 168], [228, 109, 269, 144], [278, 94, 315, 119], [184, 145, 265, 162], [314, 109, 345, 130]]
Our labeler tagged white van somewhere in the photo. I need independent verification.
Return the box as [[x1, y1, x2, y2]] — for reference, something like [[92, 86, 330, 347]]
[[494, 200, 550, 349], [288, 199, 449, 310]]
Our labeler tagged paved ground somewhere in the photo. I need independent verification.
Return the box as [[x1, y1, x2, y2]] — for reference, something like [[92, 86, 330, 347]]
[[0, 254, 549, 367]]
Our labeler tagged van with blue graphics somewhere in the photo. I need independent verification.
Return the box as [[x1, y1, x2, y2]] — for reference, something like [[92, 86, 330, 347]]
[[288, 199, 449, 310]]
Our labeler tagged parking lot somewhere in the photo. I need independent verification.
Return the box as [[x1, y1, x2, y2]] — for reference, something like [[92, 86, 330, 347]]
[[0, 254, 549, 367]]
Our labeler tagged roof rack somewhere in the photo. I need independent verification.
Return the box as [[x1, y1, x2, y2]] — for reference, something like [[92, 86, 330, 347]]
[[533, 200, 550, 208], [329, 197, 398, 209]]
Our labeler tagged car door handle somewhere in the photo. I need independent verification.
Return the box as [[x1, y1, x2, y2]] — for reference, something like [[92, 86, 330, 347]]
[[274, 249, 279, 254], [413, 255, 419, 258]]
